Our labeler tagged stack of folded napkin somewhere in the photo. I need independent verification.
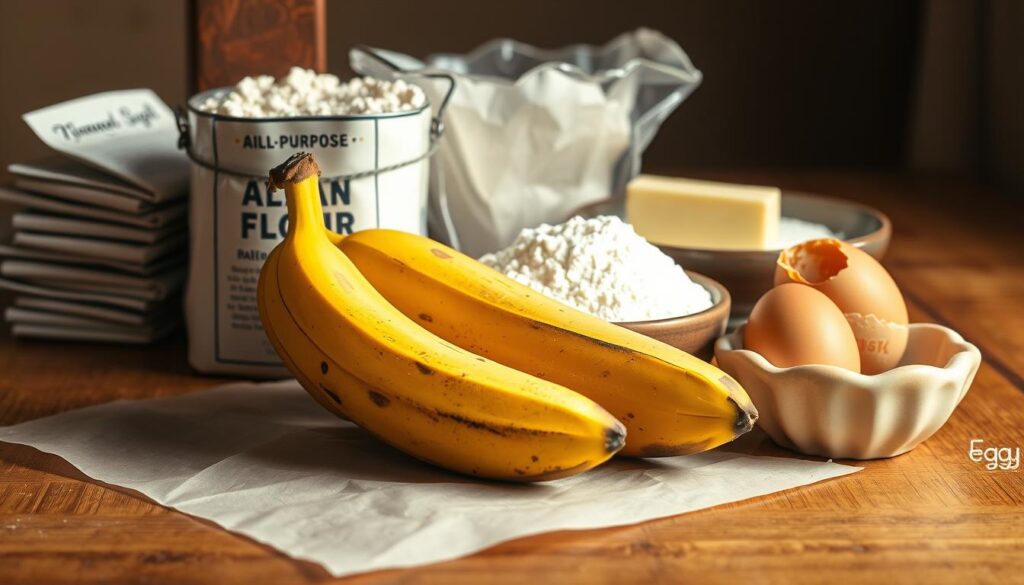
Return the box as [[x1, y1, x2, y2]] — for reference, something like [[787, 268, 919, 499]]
[[0, 90, 189, 343]]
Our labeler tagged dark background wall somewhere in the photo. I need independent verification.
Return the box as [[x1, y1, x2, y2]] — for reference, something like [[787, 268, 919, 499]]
[[5, 0, 1022, 197], [0, 0, 189, 182], [0, 0, 189, 231], [326, 1, 923, 170], [0, 0, 924, 182]]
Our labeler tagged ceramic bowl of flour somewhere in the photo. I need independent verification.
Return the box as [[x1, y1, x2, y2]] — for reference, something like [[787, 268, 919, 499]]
[[573, 191, 891, 321], [616, 272, 730, 361]]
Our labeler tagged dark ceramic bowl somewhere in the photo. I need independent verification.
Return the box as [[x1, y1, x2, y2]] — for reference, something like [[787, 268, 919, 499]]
[[615, 272, 730, 361], [575, 192, 891, 321]]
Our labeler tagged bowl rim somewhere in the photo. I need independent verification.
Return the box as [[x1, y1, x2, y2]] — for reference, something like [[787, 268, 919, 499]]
[[715, 323, 980, 383], [784, 191, 892, 253], [613, 271, 731, 327], [572, 190, 893, 256]]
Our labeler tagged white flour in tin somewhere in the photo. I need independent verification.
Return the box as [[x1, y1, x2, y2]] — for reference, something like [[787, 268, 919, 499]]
[[198, 67, 426, 118], [480, 216, 712, 322]]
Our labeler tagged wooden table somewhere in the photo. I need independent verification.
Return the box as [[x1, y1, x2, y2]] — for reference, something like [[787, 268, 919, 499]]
[[1, 171, 1022, 584]]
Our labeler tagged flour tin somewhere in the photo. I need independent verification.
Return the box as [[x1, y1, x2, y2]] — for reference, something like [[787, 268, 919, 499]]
[[182, 87, 439, 377]]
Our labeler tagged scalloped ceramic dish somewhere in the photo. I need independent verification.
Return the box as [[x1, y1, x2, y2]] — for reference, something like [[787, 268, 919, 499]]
[[714, 323, 981, 459]]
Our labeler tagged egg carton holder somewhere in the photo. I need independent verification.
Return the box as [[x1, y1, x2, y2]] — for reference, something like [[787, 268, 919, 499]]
[[351, 28, 703, 257], [715, 323, 981, 460]]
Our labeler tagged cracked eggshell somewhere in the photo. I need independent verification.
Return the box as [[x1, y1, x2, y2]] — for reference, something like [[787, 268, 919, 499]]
[[845, 313, 911, 374], [774, 238, 908, 374]]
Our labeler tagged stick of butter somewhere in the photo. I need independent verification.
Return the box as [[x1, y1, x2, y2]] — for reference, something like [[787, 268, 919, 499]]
[[626, 175, 781, 250]]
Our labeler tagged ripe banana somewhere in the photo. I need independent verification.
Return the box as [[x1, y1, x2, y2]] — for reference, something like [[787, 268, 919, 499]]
[[339, 229, 759, 457], [257, 153, 625, 481]]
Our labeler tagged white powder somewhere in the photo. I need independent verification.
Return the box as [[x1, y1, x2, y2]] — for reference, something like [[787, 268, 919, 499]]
[[198, 67, 427, 118], [480, 216, 713, 322], [778, 217, 839, 249]]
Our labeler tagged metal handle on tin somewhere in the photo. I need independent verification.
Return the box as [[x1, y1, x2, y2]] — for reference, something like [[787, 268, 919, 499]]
[[350, 46, 462, 249], [351, 45, 456, 140], [424, 71, 455, 138], [175, 106, 191, 150]]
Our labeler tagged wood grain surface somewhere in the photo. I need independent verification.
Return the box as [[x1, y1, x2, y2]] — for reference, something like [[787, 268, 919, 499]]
[[1, 171, 1022, 584], [192, 0, 326, 92]]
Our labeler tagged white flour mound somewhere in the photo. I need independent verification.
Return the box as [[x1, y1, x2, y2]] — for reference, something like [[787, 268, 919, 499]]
[[480, 216, 712, 322], [198, 67, 426, 117]]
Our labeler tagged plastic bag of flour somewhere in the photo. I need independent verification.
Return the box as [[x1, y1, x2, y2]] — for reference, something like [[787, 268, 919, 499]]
[[351, 28, 702, 257], [182, 87, 442, 376]]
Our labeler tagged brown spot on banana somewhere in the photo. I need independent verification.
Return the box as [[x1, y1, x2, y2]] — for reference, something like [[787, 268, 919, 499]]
[[430, 248, 453, 259], [415, 362, 433, 375], [354, 385, 572, 442], [528, 320, 632, 354], [428, 408, 571, 439], [318, 384, 342, 405], [368, 390, 391, 407], [418, 313, 433, 322], [431, 410, 509, 437]]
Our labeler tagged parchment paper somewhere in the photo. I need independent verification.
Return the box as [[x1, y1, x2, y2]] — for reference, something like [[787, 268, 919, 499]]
[[0, 381, 860, 578]]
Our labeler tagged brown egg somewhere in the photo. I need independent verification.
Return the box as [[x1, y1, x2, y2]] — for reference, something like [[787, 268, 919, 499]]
[[744, 283, 861, 371], [774, 238, 908, 374]]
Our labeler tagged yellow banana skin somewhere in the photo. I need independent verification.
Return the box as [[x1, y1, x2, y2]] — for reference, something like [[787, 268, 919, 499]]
[[339, 229, 759, 457], [257, 153, 625, 481]]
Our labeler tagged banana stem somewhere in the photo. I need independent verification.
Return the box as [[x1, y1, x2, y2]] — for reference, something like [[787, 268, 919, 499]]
[[284, 178, 327, 241], [268, 152, 328, 244]]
